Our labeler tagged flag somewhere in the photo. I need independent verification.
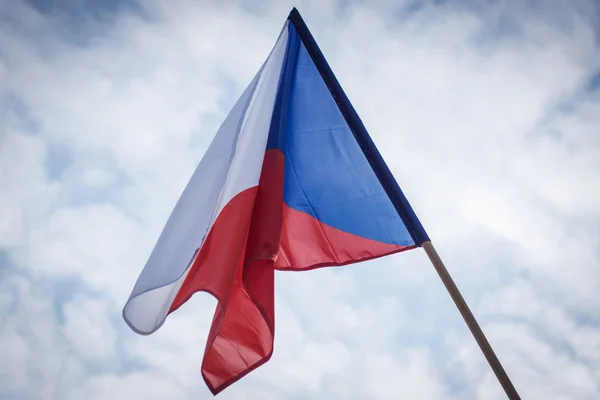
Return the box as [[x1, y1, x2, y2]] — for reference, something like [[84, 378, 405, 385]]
[[123, 8, 429, 395]]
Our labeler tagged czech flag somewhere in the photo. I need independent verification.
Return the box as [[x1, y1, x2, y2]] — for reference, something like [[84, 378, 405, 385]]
[[123, 8, 429, 395]]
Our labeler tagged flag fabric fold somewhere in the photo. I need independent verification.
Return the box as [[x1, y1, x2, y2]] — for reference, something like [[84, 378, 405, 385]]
[[123, 8, 428, 395]]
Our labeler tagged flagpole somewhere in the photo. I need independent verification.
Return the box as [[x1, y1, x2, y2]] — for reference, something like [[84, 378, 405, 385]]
[[422, 241, 521, 400], [287, 8, 521, 400]]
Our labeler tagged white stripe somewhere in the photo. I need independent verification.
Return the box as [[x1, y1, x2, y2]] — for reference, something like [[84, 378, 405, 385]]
[[123, 23, 289, 334]]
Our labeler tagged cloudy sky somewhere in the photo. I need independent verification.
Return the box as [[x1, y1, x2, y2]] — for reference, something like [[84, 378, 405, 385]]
[[1, 0, 600, 398]]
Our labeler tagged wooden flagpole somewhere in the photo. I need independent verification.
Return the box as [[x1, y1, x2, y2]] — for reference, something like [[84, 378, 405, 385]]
[[422, 241, 521, 400]]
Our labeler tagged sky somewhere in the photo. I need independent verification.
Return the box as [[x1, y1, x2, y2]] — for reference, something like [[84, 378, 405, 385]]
[[1, 0, 600, 399]]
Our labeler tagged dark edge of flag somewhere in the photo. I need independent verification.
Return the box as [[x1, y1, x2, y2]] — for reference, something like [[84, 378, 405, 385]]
[[287, 7, 430, 246]]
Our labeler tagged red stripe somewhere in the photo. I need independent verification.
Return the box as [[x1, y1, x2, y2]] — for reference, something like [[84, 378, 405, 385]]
[[275, 204, 415, 270], [168, 149, 284, 395], [167, 148, 414, 395]]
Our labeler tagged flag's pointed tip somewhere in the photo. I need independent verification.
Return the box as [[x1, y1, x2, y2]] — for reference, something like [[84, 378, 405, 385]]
[[288, 7, 300, 20]]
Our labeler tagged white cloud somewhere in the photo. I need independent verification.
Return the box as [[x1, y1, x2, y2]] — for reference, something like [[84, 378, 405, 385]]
[[63, 372, 190, 400], [61, 297, 118, 362], [1, 0, 599, 399], [364, 349, 447, 400]]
